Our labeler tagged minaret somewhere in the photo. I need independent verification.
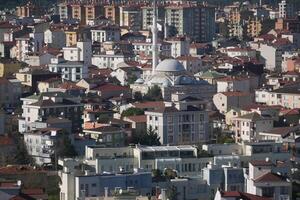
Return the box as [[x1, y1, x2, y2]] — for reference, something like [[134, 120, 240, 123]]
[[152, 0, 158, 75]]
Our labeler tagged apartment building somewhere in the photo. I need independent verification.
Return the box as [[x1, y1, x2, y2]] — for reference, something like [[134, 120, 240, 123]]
[[119, 6, 142, 31], [145, 100, 209, 145], [165, 5, 215, 42], [18, 92, 83, 133], [91, 25, 121, 43], [49, 59, 88, 82], [232, 112, 273, 143], [279, 0, 295, 19], [104, 5, 120, 24], [85, 145, 212, 177]]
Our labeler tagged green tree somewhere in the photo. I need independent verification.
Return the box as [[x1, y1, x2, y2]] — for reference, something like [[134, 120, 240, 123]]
[[131, 127, 160, 146], [133, 92, 143, 102], [261, 19, 275, 35], [127, 74, 138, 85], [13, 136, 34, 165], [167, 185, 179, 200], [144, 85, 163, 101], [164, 168, 177, 179], [121, 107, 144, 117], [56, 135, 77, 159]]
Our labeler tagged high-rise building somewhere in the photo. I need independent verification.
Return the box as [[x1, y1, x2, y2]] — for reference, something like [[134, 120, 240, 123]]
[[165, 4, 216, 42], [279, 0, 296, 19], [104, 5, 120, 25], [119, 6, 142, 31]]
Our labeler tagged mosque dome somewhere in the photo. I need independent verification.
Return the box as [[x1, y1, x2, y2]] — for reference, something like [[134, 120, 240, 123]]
[[156, 59, 185, 72], [135, 78, 144, 84]]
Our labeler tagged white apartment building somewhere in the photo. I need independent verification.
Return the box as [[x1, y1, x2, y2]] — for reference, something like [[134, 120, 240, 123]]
[[165, 37, 190, 58], [59, 158, 152, 200], [132, 39, 171, 60], [145, 100, 209, 145], [85, 145, 212, 177], [62, 40, 92, 66], [24, 128, 62, 165], [18, 92, 83, 133], [44, 29, 66, 48], [279, 0, 295, 18], [216, 77, 252, 93], [226, 47, 257, 58], [259, 44, 283, 72], [177, 55, 203, 74], [256, 84, 300, 109], [91, 25, 121, 43], [213, 91, 252, 114], [232, 112, 273, 143], [49, 59, 88, 81], [245, 160, 291, 200], [91, 50, 133, 70]]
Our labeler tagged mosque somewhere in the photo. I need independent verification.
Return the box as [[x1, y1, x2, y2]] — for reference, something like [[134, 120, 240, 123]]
[[130, 0, 216, 101]]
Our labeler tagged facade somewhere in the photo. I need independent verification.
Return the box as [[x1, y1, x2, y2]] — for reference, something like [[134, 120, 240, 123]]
[[145, 100, 209, 145], [279, 0, 295, 19], [165, 5, 215, 42], [62, 40, 92, 65], [119, 6, 142, 31], [232, 112, 273, 143], [85, 145, 212, 177], [49, 59, 88, 82], [91, 25, 121, 43], [0, 78, 21, 108], [0, 58, 22, 77], [18, 92, 83, 133], [245, 161, 291, 200], [44, 29, 66, 49], [59, 158, 152, 200], [213, 92, 252, 114], [24, 128, 64, 165]]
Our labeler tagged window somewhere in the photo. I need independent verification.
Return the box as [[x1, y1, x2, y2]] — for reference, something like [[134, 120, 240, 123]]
[[92, 183, 97, 187]]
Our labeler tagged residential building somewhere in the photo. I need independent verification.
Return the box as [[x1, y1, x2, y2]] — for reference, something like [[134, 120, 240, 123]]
[[49, 59, 88, 82], [85, 145, 212, 176], [44, 28, 66, 49], [83, 126, 125, 147], [279, 0, 295, 19], [58, 2, 72, 20], [15, 68, 59, 93], [24, 128, 65, 165], [203, 163, 244, 196], [247, 18, 262, 38], [232, 112, 273, 143], [92, 50, 133, 70], [119, 6, 142, 31], [214, 190, 271, 200], [104, 5, 120, 24], [0, 78, 21, 108], [59, 157, 152, 200], [245, 160, 291, 200], [166, 36, 190, 58], [213, 92, 252, 114], [62, 40, 92, 65], [18, 92, 83, 133], [0, 58, 22, 77], [165, 5, 216, 42], [145, 99, 209, 145], [91, 25, 121, 43]]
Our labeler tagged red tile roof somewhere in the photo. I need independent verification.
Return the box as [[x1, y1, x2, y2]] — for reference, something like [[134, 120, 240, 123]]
[[133, 101, 165, 109], [254, 172, 287, 183], [125, 115, 147, 123], [0, 136, 14, 145], [94, 84, 129, 92], [221, 91, 250, 97], [221, 191, 271, 200], [250, 160, 273, 167]]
